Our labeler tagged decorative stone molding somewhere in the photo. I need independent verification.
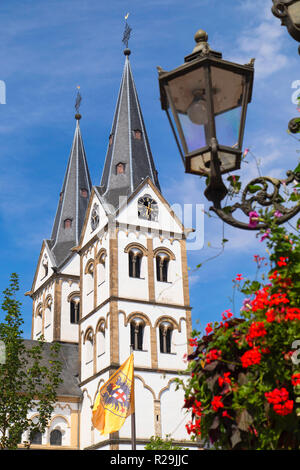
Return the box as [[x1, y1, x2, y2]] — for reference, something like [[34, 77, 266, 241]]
[[153, 247, 176, 261]]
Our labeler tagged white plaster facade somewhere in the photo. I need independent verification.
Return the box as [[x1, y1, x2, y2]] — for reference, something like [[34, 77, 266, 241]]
[[28, 178, 195, 450]]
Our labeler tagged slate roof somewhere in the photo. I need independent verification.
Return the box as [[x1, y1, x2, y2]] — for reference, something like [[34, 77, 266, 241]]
[[24, 340, 81, 398], [100, 49, 160, 209], [49, 118, 92, 266]]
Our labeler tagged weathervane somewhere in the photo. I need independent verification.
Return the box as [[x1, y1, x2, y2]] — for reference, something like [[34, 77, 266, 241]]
[[122, 13, 132, 49], [75, 85, 82, 120]]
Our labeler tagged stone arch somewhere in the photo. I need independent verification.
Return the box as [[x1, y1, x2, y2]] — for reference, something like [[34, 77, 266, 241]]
[[95, 248, 107, 264], [134, 374, 156, 400], [84, 258, 95, 275], [35, 302, 43, 317], [45, 294, 53, 309], [124, 242, 148, 256], [154, 315, 180, 331], [83, 326, 94, 344], [67, 291, 80, 303], [158, 378, 179, 400], [48, 414, 70, 429], [95, 316, 107, 332], [93, 378, 106, 404], [82, 388, 93, 408], [125, 311, 152, 327], [153, 247, 176, 260]]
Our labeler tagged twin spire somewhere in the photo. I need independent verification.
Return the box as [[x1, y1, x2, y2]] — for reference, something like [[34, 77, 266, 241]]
[[48, 49, 160, 267]]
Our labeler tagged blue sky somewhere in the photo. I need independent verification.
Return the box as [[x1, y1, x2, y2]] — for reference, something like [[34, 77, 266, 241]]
[[0, 0, 299, 339]]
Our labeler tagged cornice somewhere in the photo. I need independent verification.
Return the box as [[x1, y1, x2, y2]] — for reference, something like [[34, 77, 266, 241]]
[[80, 295, 192, 324], [79, 363, 189, 388]]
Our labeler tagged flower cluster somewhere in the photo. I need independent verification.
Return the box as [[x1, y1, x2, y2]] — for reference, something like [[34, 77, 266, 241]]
[[185, 419, 201, 436], [211, 395, 224, 412], [189, 337, 198, 348], [265, 388, 294, 416], [205, 322, 213, 335], [291, 373, 300, 386], [240, 347, 262, 368], [218, 372, 231, 388], [205, 349, 222, 365], [182, 222, 300, 449], [246, 321, 267, 345]]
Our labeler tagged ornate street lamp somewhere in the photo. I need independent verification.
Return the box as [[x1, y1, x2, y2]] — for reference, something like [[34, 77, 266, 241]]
[[158, 30, 300, 230], [272, 0, 300, 43]]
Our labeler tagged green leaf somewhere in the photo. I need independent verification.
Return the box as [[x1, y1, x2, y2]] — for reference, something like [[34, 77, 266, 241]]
[[248, 184, 263, 193]]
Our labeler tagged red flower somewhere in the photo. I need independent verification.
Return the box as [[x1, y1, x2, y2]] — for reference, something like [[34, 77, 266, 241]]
[[273, 400, 293, 416], [269, 270, 279, 280], [218, 372, 231, 388], [285, 307, 300, 321], [222, 410, 232, 419], [246, 321, 267, 342], [266, 308, 275, 322], [265, 387, 289, 405], [241, 347, 262, 368], [205, 323, 213, 335], [277, 257, 288, 267], [235, 274, 244, 282], [189, 338, 198, 348], [222, 309, 233, 321], [205, 349, 222, 365], [211, 395, 224, 412], [291, 373, 300, 386]]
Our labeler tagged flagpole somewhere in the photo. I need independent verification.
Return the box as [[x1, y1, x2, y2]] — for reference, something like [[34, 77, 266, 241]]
[[130, 344, 136, 450]]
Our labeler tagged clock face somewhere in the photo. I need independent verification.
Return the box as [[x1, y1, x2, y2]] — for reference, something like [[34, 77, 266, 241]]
[[91, 203, 100, 231], [138, 195, 158, 221]]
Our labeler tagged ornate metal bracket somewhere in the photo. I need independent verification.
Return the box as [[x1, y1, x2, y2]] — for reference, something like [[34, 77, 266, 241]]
[[208, 170, 300, 230]]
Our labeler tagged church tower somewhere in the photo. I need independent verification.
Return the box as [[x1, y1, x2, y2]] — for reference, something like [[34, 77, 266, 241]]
[[76, 48, 194, 450], [26, 44, 195, 451], [29, 115, 92, 344]]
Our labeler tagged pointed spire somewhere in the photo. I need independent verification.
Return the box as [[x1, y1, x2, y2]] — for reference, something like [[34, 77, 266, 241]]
[[50, 114, 92, 267], [99, 50, 160, 208]]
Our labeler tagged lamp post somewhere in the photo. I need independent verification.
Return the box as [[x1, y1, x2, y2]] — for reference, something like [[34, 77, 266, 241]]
[[158, 30, 300, 230]]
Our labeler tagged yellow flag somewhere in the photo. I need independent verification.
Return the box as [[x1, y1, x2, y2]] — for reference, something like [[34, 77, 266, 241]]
[[92, 354, 134, 435]]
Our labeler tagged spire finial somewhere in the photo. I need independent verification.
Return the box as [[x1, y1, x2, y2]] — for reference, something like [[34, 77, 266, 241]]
[[122, 13, 132, 55], [75, 86, 82, 120]]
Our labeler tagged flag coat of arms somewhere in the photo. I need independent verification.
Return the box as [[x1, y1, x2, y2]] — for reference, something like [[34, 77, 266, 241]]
[[92, 354, 134, 435]]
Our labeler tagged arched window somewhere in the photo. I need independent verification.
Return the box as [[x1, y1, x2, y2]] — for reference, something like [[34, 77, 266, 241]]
[[50, 429, 62, 446], [97, 321, 105, 358], [156, 252, 170, 282], [97, 252, 106, 286], [159, 321, 173, 354], [116, 162, 125, 174], [70, 299, 80, 324], [130, 317, 145, 351], [84, 329, 94, 366], [64, 218, 72, 229], [80, 188, 88, 198], [128, 248, 143, 279], [133, 129, 142, 140], [30, 430, 42, 445]]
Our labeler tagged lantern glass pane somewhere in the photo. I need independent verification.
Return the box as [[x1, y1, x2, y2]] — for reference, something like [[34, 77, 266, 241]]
[[210, 65, 245, 149], [178, 113, 207, 152], [167, 67, 210, 151], [215, 106, 242, 148]]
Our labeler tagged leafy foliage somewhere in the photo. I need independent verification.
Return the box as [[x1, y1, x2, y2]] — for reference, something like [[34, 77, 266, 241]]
[[180, 220, 300, 450], [0, 273, 62, 449], [144, 435, 186, 450]]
